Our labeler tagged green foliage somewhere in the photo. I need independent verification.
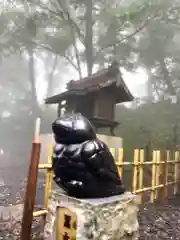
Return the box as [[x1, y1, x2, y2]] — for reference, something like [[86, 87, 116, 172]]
[[3, 0, 173, 74], [115, 101, 180, 161], [1, 0, 180, 164]]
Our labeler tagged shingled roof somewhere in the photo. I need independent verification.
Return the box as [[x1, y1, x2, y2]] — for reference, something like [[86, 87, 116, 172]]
[[67, 62, 120, 90], [45, 61, 134, 104]]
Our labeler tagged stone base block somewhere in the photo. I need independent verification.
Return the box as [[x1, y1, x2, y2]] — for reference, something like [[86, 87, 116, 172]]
[[44, 191, 139, 240]]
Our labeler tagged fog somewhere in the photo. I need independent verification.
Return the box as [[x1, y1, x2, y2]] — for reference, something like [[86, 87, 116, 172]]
[[0, 0, 180, 193]]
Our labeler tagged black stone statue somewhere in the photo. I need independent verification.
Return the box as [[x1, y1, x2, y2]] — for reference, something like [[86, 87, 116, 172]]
[[52, 113, 125, 198]]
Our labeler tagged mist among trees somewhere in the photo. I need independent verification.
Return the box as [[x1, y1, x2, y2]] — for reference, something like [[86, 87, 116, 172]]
[[1, 0, 180, 176]]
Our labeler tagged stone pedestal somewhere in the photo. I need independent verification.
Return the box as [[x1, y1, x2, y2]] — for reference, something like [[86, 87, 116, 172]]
[[44, 190, 139, 240]]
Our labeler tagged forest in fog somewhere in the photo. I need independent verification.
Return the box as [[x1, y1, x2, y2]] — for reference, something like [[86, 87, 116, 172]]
[[0, 0, 180, 173]]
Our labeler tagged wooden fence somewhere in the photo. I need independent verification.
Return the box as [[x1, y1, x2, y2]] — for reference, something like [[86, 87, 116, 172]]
[[33, 147, 180, 221], [110, 148, 180, 204]]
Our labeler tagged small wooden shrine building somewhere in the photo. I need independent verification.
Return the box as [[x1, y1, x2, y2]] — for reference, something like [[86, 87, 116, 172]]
[[45, 61, 133, 135]]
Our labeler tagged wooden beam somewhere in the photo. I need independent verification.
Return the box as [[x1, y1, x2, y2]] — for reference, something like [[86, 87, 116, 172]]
[[20, 118, 41, 240]]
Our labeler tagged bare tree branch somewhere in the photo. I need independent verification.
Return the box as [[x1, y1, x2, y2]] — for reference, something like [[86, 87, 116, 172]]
[[63, 53, 81, 75], [33, 41, 81, 74], [96, 13, 159, 55], [46, 55, 58, 98], [37, 1, 85, 44], [52, 0, 83, 78], [71, 33, 82, 79]]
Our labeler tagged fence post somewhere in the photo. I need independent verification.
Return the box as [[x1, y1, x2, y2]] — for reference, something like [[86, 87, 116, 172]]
[[150, 151, 156, 203], [118, 148, 123, 177], [43, 144, 53, 208], [132, 149, 139, 194], [155, 150, 160, 200], [174, 151, 179, 195], [20, 118, 41, 240], [161, 150, 168, 200], [138, 149, 144, 203], [39, 144, 53, 237]]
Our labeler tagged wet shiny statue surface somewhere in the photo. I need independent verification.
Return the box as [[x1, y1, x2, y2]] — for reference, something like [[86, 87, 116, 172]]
[[52, 114, 125, 198]]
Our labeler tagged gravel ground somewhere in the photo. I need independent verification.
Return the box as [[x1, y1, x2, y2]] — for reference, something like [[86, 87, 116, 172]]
[[138, 195, 180, 240], [1, 179, 180, 239]]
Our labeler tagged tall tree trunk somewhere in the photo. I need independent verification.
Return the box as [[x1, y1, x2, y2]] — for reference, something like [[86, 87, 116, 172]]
[[159, 57, 176, 96], [146, 68, 153, 102], [71, 32, 82, 79], [28, 48, 39, 117], [84, 0, 93, 76], [46, 55, 58, 98]]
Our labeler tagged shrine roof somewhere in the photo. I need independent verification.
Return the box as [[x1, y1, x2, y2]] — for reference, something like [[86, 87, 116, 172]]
[[45, 89, 87, 104], [45, 62, 134, 104]]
